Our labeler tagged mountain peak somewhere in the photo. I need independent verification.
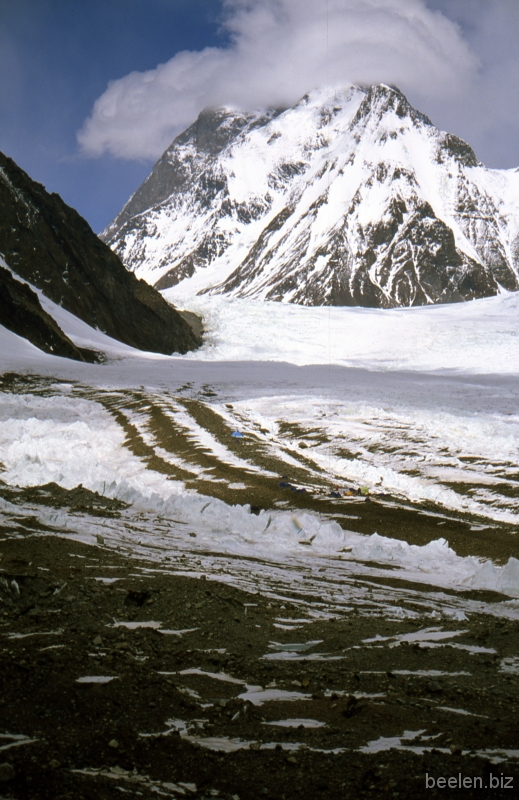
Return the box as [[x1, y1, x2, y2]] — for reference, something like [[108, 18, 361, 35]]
[[102, 85, 519, 308], [174, 106, 276, 157], [351, 83, 433, 129]]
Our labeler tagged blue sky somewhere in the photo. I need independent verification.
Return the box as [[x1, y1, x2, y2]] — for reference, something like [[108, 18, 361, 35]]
[[0, 0, 225, 231], [2, 0, 519, 233]]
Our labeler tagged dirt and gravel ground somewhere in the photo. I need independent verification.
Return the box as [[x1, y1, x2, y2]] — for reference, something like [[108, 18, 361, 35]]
[[1, 529, 518, 800]]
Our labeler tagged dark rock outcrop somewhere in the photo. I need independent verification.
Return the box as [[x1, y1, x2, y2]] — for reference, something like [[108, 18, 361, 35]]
[[0, 151, 201, 355]]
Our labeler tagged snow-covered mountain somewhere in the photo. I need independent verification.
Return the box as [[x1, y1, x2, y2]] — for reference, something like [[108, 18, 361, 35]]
[[102, 84, 519, 307]]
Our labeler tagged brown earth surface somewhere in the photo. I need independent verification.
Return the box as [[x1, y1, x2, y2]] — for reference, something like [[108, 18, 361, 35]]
[[1, 531, 518, 800]]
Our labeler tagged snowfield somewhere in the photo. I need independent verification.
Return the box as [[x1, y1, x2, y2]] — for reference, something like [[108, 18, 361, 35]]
[[165, 290, 519, 374]]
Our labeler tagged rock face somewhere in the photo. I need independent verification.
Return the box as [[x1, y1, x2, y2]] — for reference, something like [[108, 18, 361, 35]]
[[102, 84, 519, 308], [0, 151, 201, 354], [0, 264, 97, 361]]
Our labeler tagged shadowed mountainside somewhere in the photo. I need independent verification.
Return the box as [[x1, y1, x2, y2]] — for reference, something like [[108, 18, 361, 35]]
[[0, 151, 201, 355]]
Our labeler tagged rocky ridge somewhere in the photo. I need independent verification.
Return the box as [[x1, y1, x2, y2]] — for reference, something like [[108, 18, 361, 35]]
[[0, 151, 201, 355]]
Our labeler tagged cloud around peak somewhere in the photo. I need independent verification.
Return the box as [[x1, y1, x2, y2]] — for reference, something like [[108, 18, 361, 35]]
[[77, 0, 478, 161]]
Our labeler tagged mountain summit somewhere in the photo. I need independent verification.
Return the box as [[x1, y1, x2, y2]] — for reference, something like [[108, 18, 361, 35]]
[[102, 84, 519, 307]]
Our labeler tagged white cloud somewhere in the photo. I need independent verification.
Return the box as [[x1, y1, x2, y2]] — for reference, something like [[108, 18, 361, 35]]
[[78, 0, 478, 161], [419, 0, 519, 168]]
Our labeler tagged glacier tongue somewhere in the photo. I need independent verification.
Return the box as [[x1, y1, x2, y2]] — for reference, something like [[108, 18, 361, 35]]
[[102, 83, 519, 308]]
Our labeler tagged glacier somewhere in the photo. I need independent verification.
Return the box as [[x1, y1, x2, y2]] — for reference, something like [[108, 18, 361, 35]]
[[1, 271, 519, 605]]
